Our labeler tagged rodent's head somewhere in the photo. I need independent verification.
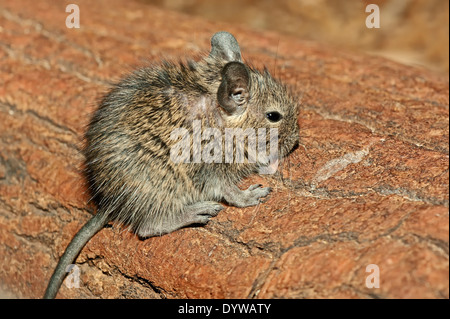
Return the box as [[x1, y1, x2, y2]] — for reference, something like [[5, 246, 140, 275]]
[[203, 32, 300, 160]]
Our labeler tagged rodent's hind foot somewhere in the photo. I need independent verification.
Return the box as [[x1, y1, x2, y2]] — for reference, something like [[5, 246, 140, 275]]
[[137, 201, 224, 238], [182, 201, 224, 225]]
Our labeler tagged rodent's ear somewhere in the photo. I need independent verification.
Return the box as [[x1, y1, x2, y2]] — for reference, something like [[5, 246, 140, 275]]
[[209, 31, 242, 62], [217, 62, 250, 115]]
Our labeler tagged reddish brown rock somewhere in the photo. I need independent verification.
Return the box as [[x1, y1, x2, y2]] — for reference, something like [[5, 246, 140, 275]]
[[0, 0, 448, 299]]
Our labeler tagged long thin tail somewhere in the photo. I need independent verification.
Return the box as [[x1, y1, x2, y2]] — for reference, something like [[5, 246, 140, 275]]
[[43, 213, 108, 299]]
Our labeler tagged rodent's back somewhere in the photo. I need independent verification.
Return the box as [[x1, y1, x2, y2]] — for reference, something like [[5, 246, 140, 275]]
[[84, 63, 208, 234]]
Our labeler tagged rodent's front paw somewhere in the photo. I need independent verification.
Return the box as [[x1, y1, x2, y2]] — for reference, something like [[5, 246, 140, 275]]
[[239, 184, 272, 207], [223, 183, 272, 208]]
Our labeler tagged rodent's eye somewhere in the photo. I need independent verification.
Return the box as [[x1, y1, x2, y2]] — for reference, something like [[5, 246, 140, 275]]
[[265, 111, 282, 123]]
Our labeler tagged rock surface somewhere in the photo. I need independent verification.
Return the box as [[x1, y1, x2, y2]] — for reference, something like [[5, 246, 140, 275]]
[[0, 0, 448, 299]]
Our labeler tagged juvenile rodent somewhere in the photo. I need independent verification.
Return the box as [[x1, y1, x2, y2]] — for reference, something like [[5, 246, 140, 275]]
[[44, 31, 300, 298]]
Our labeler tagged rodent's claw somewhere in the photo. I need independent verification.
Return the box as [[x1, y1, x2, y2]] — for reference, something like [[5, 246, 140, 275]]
[[248, 184, 263, 191]]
